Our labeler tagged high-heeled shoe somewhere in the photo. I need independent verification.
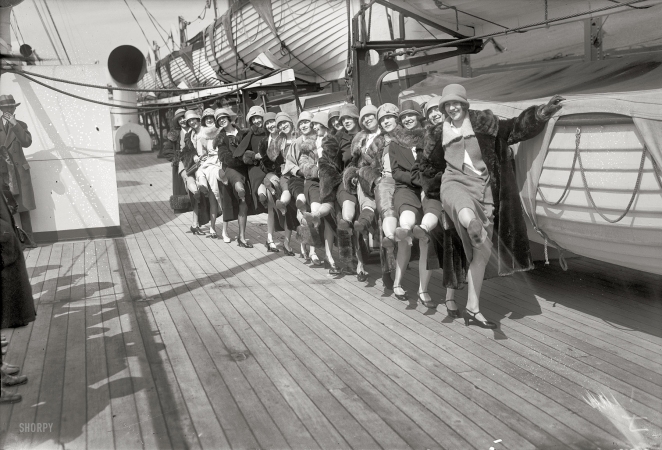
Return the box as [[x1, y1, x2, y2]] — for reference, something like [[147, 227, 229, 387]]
[[418, 292, 437, 309], [310, 254, 322, 266], [283, 247, 295, 256], [357, 271, 369, 282], [462, 309, 497, 329], [393, 285, 408, 301], [190, 226, 205, 235], [329, 264, 342, 275], [266, 241, 280, 252], [237, 239, 253, 248], [444, 300, 461, 318], [222, 235, 231, 243]]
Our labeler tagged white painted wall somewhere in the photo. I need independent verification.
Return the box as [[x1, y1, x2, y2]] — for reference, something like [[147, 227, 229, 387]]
[[0, 65, 120, 235]]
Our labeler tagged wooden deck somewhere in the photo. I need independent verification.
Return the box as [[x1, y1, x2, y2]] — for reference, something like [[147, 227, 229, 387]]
[[1, 152, 661, 450]]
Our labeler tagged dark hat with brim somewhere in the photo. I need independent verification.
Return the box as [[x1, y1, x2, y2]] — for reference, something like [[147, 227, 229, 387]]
[[398, 99, 422, 119], [0, 95, 20, 108]]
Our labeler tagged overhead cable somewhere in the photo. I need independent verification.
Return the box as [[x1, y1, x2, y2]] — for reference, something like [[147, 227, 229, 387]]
[[9, 68, 285, 111], [2, 68, 271, 92], [385, 0, 650, 58], [42, 0, 72, 64], [32, 0, 62, 64]]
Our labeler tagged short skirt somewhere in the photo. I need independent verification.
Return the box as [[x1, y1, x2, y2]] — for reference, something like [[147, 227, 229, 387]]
[[304, 179, 320, 204], [393, 185, 422, 218], [288, 176, 304, 198]]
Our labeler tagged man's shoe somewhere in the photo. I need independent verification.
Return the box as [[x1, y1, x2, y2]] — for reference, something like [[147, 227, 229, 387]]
[[1, 363, 20, 376], [1, 373, 28, 387], [0, 388, 21, 404]]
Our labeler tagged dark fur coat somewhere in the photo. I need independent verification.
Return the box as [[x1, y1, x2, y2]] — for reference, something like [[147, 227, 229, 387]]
[[419, 105, 549, 287], [215, 128, 249, 169], [319, 135, 344, 203], [345, 130, 387, 196], [388, 125, 426, 188]]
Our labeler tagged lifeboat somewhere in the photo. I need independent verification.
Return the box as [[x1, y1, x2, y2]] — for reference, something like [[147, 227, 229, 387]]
[[138, 0, 348, 92], [401, 54, 662, 275]]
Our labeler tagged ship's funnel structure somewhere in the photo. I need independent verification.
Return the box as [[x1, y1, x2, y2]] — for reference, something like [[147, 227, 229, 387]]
[[108, 45, 146, 85], [107, 44, 146, 128]]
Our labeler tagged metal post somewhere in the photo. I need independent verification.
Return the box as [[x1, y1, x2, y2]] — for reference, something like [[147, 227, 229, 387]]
[[584, 17, 603, 62]]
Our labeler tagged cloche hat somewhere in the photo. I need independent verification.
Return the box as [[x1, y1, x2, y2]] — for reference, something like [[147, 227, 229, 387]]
[[263, 112, 277, 123], [339, 104, 359, 120], [423, 96, 442, 118], [296, 110, 315, 128], [201, 108, 215, 120], [399, 100, 422, 118], [246, 105, 265, 123], [311, 111, 329, 128], [275, 111, 293, 126], [184, 109, 201, 124], [359, 105, 378, 123], [438, 84, 469, 111], [174, 108, 186, 119], [377, 103, 399, 122]]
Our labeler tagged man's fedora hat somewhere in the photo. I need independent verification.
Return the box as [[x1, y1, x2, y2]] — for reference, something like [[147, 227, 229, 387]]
[[0, 95, 20, 108]]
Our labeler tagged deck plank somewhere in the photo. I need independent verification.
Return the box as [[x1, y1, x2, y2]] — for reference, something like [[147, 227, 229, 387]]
[[4, 152, 662, 450]]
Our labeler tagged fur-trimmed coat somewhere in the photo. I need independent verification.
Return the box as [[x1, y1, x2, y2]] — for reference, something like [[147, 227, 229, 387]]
[[345, 130, 387, 196], [298, 137, 320, 180], [258, 133, 287, 176], [283, 133, 315, 177], [388, 125, 426, 189], [318, 135, 344, 203], [419, 105, 550, 286], [236, 125, 267, 166]]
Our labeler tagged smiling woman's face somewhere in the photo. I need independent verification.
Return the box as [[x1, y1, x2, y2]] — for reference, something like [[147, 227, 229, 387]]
[[278, 121, 292, 134], [379, 115, 397, 133], [427, 106, 443, 125], [216, 116, 230, 128], [444, 101, 467, 123], [362, 114, 378, 132], [265, 119, 277, 134], [298, 120, 312, 135], [401, 113, 420, 130]]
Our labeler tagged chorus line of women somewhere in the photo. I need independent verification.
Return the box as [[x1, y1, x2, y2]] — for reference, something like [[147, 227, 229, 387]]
[[170, 84, 564, 328]]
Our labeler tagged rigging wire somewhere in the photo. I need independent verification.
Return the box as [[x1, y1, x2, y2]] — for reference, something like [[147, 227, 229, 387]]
[[10, 21, 21, 47], [32, 0, 63, 64], [385, 0, 650, 57], [1, 68, 245, 92], [42, 0, 72, 64], [54, 0, 81, 63], [135, 0, 200, 87], [10, 68, 285, 111], [11, 10, 26, 46], [122, 0, 152, 48]]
